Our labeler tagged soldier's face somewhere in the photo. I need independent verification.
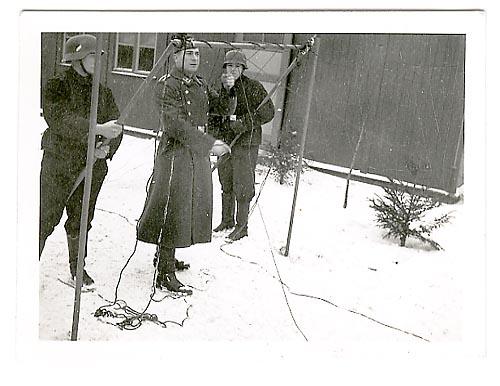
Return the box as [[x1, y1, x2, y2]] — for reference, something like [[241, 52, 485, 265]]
[[225, 63, 243, 80], [82, 54, 96, 74], [174, 48, 200, 75]]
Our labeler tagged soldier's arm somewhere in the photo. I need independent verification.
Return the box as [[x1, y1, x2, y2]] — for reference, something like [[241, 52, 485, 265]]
[[103, 88, 123, 160], [206, 84, 237, 139], [230, 81, 275, 135], [246, 81, 275, 126], [208, 85, 237, 117], [156, 79, 216, 155], [42, 77, 90, 144]]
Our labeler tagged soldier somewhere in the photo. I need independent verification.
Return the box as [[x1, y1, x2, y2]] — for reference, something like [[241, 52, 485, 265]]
[[40, 34, 123, 286], [137, 35, 233, 294], [212, 50, 275, 241]]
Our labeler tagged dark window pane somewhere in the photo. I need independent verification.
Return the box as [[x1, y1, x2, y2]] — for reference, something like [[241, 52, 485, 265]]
[[138, 47, 155, 71], [117, 45, 133, 69]]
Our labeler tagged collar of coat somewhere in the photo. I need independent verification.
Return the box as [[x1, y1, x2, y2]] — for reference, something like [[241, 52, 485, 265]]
[[169, 68, 203, 86]]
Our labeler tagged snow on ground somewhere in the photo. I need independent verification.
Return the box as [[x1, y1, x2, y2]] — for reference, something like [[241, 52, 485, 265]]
[[39, 132, 465, 355]]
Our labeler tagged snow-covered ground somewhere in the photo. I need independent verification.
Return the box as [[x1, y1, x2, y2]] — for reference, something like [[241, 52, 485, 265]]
[[39, 132, 467, 355]]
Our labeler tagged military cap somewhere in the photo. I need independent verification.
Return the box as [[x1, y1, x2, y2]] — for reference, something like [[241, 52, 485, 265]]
[[172, 33, 196, 53]]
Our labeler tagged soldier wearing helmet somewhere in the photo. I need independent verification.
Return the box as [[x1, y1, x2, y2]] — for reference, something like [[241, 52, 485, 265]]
[[212, 49, 275, 241], [39, 34, 123, 287], [137, 34, 234, 294]]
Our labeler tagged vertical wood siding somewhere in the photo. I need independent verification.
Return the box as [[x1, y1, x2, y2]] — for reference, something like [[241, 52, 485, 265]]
[[287, 33, 465, 193]]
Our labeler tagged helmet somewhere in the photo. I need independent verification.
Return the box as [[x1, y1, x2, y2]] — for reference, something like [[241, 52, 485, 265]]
[[223, 50, 247, 69], [63, 34, 100, 62], [172, 33, 195, 53]]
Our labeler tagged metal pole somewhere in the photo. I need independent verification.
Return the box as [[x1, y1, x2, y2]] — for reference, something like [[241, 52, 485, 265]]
[[176, 39, 307, 52], [284, 38, 320, 257], [71, 33, 103, 341]]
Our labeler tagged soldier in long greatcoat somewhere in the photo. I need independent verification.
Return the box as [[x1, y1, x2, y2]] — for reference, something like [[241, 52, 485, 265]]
[[137, 35, 234, 293]]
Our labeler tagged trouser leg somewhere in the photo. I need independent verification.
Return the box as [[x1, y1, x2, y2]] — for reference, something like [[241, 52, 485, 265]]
[[64, 160, 108, 237], [39, 153, 74, 258], [214, 155, 235, 231], [228, 146, 258, 241], [64, 161, 107, 284], [235, 199, 250, 232]]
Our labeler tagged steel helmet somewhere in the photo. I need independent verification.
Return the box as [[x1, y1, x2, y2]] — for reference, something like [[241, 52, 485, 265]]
[[223, 50, 247, 69], [63, 34, 101, 62]]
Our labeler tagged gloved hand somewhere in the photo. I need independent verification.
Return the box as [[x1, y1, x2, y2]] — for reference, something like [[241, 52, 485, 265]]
[[211, 140, 231, 156], [96, 120, 123, 139], [95, 142, 110, 159]]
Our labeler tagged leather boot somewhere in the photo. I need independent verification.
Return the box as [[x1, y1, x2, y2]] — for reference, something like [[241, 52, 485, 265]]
[[153, 248, 190, 271], [155, 247, 192, 295], [214, 192, 235, 232], [67, 233, 94, 286], [228, 199, 250, 241]]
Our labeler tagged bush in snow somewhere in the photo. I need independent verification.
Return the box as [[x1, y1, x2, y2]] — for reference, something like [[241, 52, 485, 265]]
[[369, 180, 452, 250], [261, 128, 302, 185]]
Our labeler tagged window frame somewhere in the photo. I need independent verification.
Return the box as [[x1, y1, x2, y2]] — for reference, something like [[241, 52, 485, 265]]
[[113, 33, 157, 76]]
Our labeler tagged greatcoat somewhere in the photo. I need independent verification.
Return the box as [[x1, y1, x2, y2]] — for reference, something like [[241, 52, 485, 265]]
[[137, 68, 236, 247]]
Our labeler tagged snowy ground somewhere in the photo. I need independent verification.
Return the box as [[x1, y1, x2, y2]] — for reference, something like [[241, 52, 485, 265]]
[[39, 132, 466, 355]]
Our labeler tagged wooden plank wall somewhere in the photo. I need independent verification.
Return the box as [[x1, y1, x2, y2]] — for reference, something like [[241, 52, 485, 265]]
[[286, 33, 465, 193]]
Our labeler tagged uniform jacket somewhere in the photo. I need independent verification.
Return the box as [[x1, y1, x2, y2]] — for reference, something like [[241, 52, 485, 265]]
[[42, 67, 123, 166], [137, 68, 236, 247], [210, 74, 275, 148]]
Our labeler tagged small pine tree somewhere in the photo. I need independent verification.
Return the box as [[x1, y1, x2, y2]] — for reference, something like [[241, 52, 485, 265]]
[[264, 128, 302, 185], [369, 180, 452, 250]]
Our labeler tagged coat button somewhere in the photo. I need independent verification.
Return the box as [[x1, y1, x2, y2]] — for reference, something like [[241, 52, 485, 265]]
[[188, 112, 191, 116], [187, 100, 191, 105], [185, 90, 189, 94]]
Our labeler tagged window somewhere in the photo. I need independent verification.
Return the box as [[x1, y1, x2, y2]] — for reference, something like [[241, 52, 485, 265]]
[[114, 33, 156, 74]]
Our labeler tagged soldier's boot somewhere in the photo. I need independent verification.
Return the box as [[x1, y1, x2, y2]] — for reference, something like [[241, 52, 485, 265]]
[[155, 247, 192, 295], [228, 199, 250, 241], [67, 233, 94, 286], [213, 192, 235, 232], [153, 248, 190, 271]]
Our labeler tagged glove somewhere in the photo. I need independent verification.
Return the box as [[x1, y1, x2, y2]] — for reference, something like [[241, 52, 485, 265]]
[[94, 142, 110, 159], [211, 140, 231, 156], [96, 120, 123, 139]]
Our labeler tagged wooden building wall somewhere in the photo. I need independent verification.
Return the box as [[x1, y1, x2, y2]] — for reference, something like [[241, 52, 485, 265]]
[[286, 33, 465, 194], [40, 32, 465, 194]]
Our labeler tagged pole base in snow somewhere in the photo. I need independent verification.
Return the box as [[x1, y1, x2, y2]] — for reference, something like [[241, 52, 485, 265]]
[[58, 277, 95, 293]]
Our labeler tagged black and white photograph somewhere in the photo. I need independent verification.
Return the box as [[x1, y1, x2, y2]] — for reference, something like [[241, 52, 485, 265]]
[[10, 5, 498, 385]]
